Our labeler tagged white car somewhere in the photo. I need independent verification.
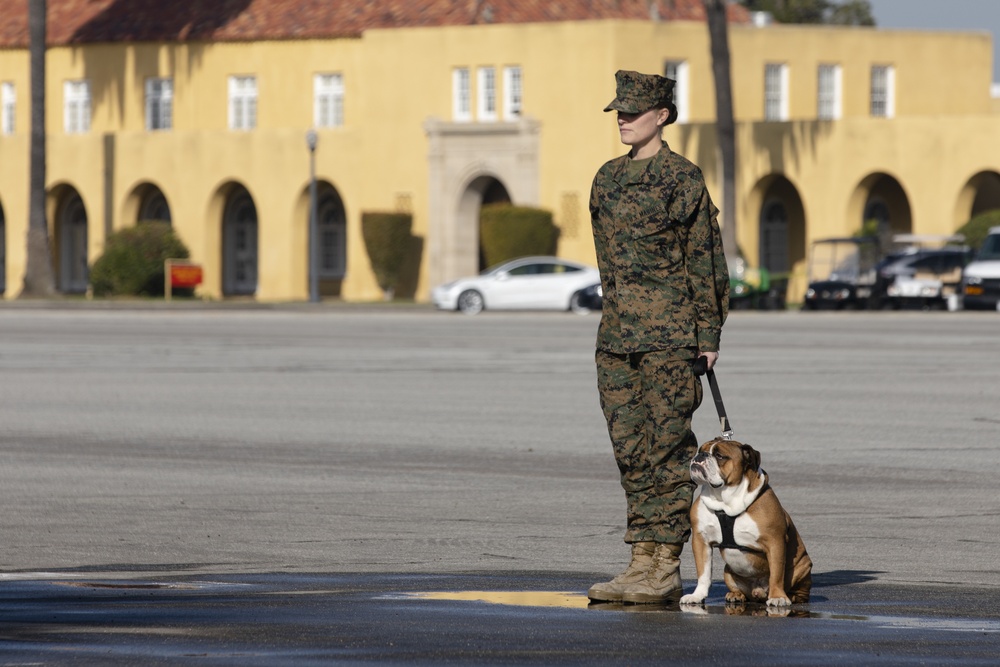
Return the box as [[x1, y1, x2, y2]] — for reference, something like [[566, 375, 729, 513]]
[[431, 256, 602, 315]]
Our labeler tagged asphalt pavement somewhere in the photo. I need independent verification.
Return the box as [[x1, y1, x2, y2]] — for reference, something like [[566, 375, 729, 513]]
[[0, 305, 998, 664]]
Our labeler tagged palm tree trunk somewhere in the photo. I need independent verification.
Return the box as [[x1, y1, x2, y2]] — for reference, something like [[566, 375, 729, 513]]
[[21, 0, 56, 297], [704, 0, 742, 264]]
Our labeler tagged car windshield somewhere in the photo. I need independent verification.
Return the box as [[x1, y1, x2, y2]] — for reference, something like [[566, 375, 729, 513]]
[[977, 234, 1000, 261]]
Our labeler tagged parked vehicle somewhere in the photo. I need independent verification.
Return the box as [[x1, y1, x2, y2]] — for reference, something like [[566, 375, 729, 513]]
[[876, 247, 972, 309], [431, 256, 602, 315], [802, 237, 880, 310], [961, 226, 1000, 310]]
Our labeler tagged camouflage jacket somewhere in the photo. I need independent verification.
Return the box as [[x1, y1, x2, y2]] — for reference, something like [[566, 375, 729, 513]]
[[589, 142, 729, 354]]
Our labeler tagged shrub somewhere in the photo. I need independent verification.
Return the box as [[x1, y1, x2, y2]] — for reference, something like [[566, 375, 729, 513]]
[[479, 204, 559, 268], [361, 211, 413, 299], [956, 209, 1000, 251], [90, 221, 190, 297]]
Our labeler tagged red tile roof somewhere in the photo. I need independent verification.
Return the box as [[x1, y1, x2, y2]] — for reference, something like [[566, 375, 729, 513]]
[[0, 0, 750, 48]]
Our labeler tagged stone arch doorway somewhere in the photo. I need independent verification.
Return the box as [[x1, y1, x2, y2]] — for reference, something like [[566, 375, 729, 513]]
[[956, 171, 1000, 227], [424, 116, 540, 289], [53, 188, 89, 294], [460, 175, 511, 271], [222, 187, 258, 296]]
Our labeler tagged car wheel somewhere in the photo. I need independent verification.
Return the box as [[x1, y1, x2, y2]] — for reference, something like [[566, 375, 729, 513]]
[[457, 289, 484, 315], [569, 291, 591, 315]]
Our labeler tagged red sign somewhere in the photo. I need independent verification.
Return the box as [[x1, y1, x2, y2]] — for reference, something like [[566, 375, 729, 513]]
[[170, 263, 203, 288]]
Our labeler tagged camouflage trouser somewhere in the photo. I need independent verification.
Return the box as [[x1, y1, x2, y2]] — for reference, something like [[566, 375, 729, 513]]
[[596, 347, 703, 546]]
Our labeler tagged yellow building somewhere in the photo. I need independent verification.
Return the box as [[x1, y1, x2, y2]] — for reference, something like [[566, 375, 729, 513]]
[[1, 1, 998, 303]]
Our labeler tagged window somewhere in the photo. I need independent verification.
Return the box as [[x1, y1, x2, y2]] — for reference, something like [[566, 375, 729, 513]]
[[145, 78, 173, 131], [503, 66, 522, 120], [1, 82, 13, 135], [817, 64, 842, 121], [314, 73, 344, 128], [764, 63, 788, 121], [64, 80, 91, 134], [870, 65, 895, 118], [663, 60, 689, 123], [477, 67, 497, 121], [453, 68, 471, 122], [228, 76, 257, 130]]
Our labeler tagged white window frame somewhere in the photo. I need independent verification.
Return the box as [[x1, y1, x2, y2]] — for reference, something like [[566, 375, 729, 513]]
[[817, 64, 842, 121], [228, 75, 258, 131], [870, 65, 895, 118], [764, 63, 789, 121], [1, 82, 14, 135], [145, 77, 173, 131], [663, 60, 690, 124], [477, 67, 497, 122], [452, 68, 471, 122], [64, 80, 92, 134], [314, 73, 344, 128], [502, 66, 522, 121]]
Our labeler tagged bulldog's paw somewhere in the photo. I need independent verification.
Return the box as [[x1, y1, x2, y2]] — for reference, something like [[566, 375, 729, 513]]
[[725, 590, 747, 604], [680, 593, 706, 605], [766, 596, 792, 607]]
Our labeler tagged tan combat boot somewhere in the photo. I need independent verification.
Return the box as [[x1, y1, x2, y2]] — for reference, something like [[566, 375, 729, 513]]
[[620, 542, 683, 604], [587, 541, 655, 602]]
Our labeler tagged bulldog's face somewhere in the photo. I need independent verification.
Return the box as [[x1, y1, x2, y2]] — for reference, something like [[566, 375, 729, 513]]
[[689, 439, 762, 489]]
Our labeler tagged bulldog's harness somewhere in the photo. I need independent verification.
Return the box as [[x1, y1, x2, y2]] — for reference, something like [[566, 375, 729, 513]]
[[712, 480, 770, 553]]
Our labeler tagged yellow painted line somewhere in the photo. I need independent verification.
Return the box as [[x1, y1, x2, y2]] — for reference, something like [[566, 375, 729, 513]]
[[412, 591, 591, 609]]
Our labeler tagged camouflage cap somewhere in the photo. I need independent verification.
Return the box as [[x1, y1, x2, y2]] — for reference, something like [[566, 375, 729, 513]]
[[604, 69, 676, 116]]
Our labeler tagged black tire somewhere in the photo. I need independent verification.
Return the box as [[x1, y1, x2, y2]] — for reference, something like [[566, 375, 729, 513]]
[[457, 289, 484, 315], [569, 291, 591, 315]]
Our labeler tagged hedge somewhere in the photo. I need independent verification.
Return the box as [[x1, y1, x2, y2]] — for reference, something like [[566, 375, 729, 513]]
[[957, 209, 1000, 251], [479, 204, 559, 268], [90, 221, 190, 297], [361, 211, 413, 298]]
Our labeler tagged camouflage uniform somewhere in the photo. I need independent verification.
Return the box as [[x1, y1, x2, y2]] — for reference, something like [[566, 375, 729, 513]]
[[591, 70, 729, 547]]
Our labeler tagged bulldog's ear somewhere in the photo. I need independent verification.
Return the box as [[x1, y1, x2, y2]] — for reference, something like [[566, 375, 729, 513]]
[[741, 444, 761, 471]]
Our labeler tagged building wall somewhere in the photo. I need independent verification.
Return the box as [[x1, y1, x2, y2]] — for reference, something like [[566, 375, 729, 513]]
[[0, 19, 997, 302]]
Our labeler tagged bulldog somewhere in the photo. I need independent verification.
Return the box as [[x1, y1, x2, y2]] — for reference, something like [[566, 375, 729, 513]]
[[680, 438, 812, 607]]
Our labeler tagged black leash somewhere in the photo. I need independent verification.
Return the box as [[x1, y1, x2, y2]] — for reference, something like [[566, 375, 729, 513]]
[[692, 357, 734, 440]]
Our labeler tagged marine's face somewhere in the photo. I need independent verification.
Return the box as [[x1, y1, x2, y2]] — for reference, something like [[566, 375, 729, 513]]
[[617, 107, 668, 151]]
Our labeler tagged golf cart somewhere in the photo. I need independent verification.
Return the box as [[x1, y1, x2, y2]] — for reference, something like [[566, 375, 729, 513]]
[[803, 237, 880, 310]]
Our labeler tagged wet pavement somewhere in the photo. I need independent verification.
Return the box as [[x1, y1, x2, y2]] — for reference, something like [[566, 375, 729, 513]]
[[2, 570, 999, 665], [1, 309, 999, 664]]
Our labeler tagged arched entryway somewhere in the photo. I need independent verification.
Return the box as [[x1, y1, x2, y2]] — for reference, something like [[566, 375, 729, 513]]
[[748, 174, 807, 308], [955, 171, 1000, 226], [55, 190, 89, 294], [317, 183, 347, 294], [139, 186, 172, 223], [459, 175, 511, 271], [222, 187, 258, 296], [0, 199, 6, 294], [850, 173, 912, 246]]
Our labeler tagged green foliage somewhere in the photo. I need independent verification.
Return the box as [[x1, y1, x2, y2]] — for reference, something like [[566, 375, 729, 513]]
[[957, 209, 1000, 251], [854, 218, 881, 239], [361, 211, 413, 296], [479, 204, 559, 268], [740, 0, 874, 26], [90, 221, 190, 297]]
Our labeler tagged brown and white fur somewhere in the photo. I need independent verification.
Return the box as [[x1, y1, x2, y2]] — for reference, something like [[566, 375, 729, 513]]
[[680, 438, 812, 607]]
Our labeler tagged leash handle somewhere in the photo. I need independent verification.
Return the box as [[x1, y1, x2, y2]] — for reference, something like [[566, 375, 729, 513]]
[[693, 358, 734, 440]]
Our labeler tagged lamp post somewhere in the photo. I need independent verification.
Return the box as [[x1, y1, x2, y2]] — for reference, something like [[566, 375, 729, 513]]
[[306, 129, 319, 303]]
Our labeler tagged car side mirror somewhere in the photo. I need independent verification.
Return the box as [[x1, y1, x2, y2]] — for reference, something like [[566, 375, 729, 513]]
[[495, 271, 510, 281]]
